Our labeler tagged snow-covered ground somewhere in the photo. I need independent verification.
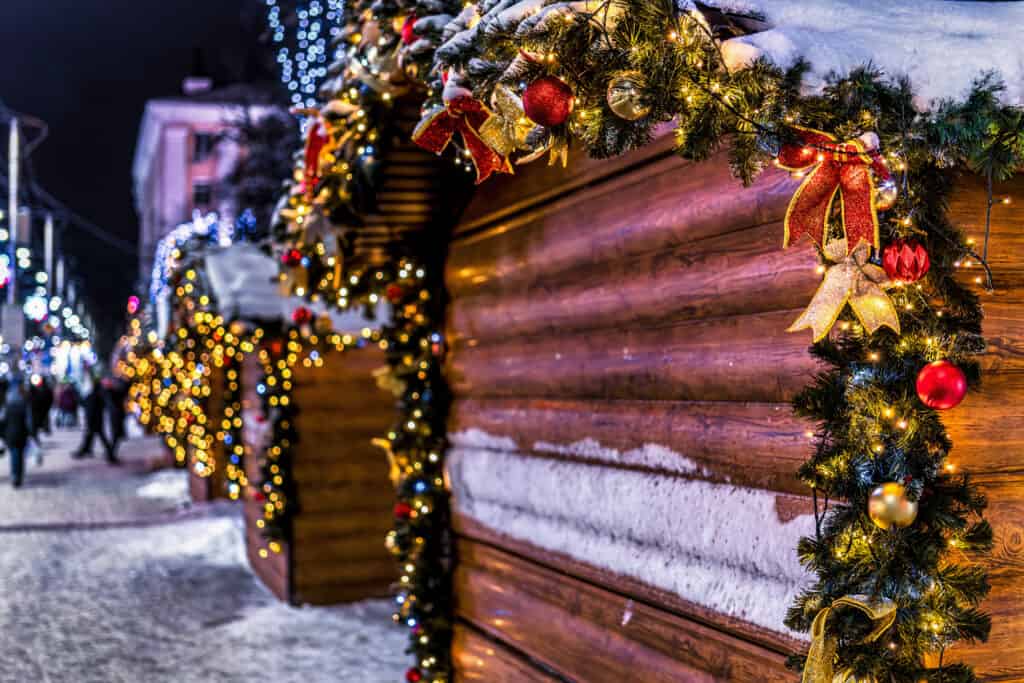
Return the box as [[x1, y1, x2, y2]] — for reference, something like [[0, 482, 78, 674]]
[[0, 428, 407, 683]]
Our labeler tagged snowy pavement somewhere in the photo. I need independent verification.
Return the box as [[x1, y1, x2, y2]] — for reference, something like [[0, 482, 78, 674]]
[[0, 427, 408, 683]]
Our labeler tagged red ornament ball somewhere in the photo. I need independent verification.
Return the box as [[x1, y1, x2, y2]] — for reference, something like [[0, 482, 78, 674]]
[[882, 239, 930, 284], [292, 307, 313, 326], [394, 501, 413, 519], [385, 283, 405, 303], [401, 14, 418, 45], [522, 76, 574, 127], [916, 360, 967, 410], [281, 249, 303, 267], [405, 668, 423, 683]]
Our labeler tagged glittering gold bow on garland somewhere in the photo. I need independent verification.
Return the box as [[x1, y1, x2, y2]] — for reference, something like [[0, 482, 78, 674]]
[[478, 86, 536, 157], [803, 595, 897, 683], [478, 85, 569, 167], [788, 239, 900, 342]]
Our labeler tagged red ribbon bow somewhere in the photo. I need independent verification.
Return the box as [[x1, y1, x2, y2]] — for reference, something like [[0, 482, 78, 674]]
[[301, 119, 330, 196], [412, 95, 512, 184], [778, 128, 891, 253]]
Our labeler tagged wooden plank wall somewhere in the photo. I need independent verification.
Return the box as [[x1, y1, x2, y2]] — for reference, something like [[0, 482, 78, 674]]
[[444, 136, 1024, 682], [241, 344, 398, 605]]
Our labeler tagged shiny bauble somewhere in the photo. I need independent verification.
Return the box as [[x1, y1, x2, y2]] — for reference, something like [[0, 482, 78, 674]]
[[385, 283, 405, 303], [875, 180, 898, 212], [394, 501, 413, 519], [291, 306, 313, 326], [916, 360, 967, 410], [522, 76, 574, 127], [868, 482, 918, 530], [882, 239, 930, 284], [606, 71, 651, 121], [405, 668, 423, 683], [281, 248, 303, 268]]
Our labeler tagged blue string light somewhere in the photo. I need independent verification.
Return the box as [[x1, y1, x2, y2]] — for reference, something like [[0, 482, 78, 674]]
[[264, 0, 345, 108]]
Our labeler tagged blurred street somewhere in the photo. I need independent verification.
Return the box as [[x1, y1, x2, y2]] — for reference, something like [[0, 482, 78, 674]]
[[0, 427, 406, 683]]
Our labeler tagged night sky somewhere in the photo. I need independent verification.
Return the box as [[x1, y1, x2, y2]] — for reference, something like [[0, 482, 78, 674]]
[[0, 0, 279, 353]]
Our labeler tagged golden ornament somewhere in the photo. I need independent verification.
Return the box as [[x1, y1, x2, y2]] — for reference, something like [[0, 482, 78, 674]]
[[606, 71, 651, 121], [788, 239, 900, 342], [867, 482, 918, 530]]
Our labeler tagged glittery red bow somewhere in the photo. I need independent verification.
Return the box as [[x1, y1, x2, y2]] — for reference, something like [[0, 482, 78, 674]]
[[412, 96, 512, 184], [778, 128, 891, 253], [301, 119, 330, 196]]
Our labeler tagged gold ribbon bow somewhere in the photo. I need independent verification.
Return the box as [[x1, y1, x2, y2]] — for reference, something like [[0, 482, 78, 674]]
[[803, 595, 897, 683], [478, 85, 536, 157], [788, 239, 900, 342]]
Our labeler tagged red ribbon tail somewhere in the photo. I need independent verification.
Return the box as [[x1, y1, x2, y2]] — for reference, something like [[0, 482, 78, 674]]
[[839, 163, 879, 249], [460, 120, 512, 184], [784, 162, 840, 248]]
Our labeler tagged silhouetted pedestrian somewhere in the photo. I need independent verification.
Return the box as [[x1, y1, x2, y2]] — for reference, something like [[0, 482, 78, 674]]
[[73, 375, 116, 463], [104, 376, 128, 461], [2, 380, 34, 489], [57, 381, 79, 427]]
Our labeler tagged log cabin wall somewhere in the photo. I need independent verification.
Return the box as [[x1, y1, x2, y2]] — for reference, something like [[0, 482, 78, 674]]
[[444, 135, 1024, 682], [241, 345, 398, 605]]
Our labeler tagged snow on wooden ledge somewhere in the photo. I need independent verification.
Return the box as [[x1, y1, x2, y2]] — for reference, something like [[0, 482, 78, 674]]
[[447, 428, 815, 640]]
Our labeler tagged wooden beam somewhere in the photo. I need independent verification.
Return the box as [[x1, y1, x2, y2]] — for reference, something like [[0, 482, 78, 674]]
[[455, 537, 798, 682]]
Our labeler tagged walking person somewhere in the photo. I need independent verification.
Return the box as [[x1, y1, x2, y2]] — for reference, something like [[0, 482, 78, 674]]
[[2, 379, 34, 489], [73, 373, 116, 463], [103, 376, 127, 463], [57, 381, 79, 427], [39, 377, 54, 435], [28, 376, 51, 442]]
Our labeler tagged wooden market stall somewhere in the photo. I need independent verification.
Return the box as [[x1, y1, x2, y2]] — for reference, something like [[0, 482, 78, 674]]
[[241, 343, 398, 605], [442, 135, 1024, 681]]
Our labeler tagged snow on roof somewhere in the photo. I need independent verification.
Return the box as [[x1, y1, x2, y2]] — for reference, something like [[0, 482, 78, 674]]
[[203, 243, 382, 332], [707, 0, 1024, 107], [204, 243, 285, 322]]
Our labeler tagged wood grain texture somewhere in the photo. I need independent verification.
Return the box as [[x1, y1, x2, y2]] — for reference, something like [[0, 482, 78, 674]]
[[449, 308, 819, 404], [456, 538, 797, 683], [453, 625, 564, 683], [450, 397, 810, 495], [449, 221, 820, 344]]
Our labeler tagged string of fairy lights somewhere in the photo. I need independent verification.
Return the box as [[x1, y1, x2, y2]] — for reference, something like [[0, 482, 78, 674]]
[[264, 0, 346, 108]]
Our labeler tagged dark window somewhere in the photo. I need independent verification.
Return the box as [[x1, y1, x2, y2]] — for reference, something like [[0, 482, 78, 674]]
[[193, 132, 216, 162], [192, 182, 213, 207]]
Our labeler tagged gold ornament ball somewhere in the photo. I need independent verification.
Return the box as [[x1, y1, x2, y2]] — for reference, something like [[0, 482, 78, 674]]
[[875, 181, 898, 212], [868, 482, 918, 530], [606, 72, 651, 121]]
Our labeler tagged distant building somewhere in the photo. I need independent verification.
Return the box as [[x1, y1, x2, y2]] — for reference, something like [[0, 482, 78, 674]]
[[132, 82, 280, 284]]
